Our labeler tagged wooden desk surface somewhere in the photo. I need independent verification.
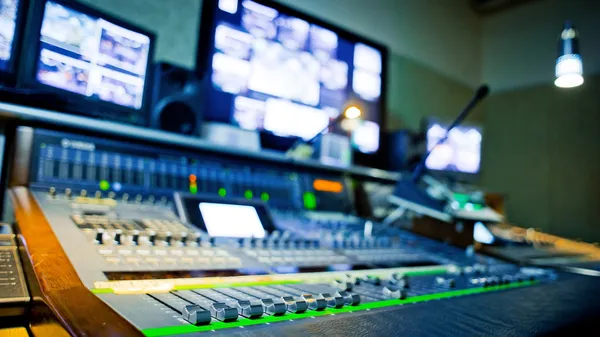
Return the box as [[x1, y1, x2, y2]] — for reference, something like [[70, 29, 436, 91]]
[[10, 187, 142, 337]]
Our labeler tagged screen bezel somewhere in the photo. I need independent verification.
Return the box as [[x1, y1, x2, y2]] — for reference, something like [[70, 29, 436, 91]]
[[195, 0, 388, 158], [175, 192, 277, 237], [0, 0, 28, 85], [17, 0, 156, 125]]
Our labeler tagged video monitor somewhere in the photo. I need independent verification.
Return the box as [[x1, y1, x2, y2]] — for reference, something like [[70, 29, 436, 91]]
[[198, 0, 387, 155], [425, 122, 482, 175], [18, 0, 155, 124], [0, 0, 25, 81]]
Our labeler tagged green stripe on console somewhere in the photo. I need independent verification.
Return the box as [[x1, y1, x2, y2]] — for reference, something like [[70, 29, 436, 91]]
[[91, 288, 115, 294], [402, 267, 449, 277], [141, 280, 539, 337]]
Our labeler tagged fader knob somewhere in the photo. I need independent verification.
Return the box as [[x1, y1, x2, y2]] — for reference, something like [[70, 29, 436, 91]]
[[65, 188, 72, 199], [108, 191, 116, 199], [80, 189, 87, 197], [147, 195, 155, 204], [95, 191, 102, 199], [135, 195, 143, 203], [122, 193, 130, 202], [114, 229, 123, 245], [94, 229, 105, 244], [48, 187, 56, 198]]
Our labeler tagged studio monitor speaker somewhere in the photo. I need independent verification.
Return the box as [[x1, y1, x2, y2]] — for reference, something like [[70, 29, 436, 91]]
[[150, 62, 204, 135]]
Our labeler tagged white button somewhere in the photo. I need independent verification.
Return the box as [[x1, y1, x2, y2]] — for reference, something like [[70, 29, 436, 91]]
[[186, 250, 199, 256], [155, 250, 167, 256], [136, 249, 150, 256], [118, 249, 133, 255], [171, 250, 183, 256], [98, 249, 113, 255], [163, 257, 177, 265], [197, 257, 210, 264], [105, 257, 121, 264]]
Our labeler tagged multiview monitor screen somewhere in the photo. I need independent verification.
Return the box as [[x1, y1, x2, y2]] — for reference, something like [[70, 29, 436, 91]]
[[35, 0, 151, 109], [425, 123, 482, 174], [0, 0, 20, 72], [201, 0, 386, 154]]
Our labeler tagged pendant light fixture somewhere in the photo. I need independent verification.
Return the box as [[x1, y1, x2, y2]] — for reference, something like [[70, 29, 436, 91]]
[[555, 20, 583, 88]]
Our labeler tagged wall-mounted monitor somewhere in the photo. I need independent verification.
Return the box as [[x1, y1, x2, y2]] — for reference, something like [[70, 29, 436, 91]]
[[0, 0, 27, 84], [197, 0, 388, 158], [18, 0, 155, 125], [425, 121, 482, 176]]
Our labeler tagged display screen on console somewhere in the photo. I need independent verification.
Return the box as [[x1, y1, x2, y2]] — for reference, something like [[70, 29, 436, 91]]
[[202, 0, 385, 153], [35, 1, 151, 109], [199, 202, 266, 238], [0, 0, 19, 72]]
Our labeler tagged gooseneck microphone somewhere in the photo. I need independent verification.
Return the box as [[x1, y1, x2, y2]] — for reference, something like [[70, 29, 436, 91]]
[[411, 84, 490, 182]]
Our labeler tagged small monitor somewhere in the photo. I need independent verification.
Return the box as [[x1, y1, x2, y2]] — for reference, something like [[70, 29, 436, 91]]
[[0, 0, 26, 83], [18, 0, 154, 125], [199, 202, 266, 238], [425, 122, 482, 175], [175, 193, 276, 238], [197, 0, 387, 155]]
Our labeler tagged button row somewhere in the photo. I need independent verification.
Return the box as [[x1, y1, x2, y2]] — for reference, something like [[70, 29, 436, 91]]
[[103, 255, 241, 267]]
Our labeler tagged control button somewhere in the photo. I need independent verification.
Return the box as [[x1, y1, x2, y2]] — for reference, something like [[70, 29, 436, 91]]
[[281, 296, 308, 313], [95, 191, 102, 199], [114, 230, 123, 245], [332, 279, 352, 292], [382, 285, 407, 299], [163, 257, 178, 265], [319, 293, 344, 308], [363, 276, 381, 286], [95, 229, 105, 245], [80, 189, 87, 197], [261, 298, 286, 316], [108, 191, 116, 199], [209, 302, 238, 321], [436, 277, 456, 288], [145, 257, 160, 266], [182, 305, 211, 325], [236, 300, 264, 318], [105, 257, 121, 265], [65, 188, 72, 199], [392, 274, 410, 289], [97, 248, 113, 255], [181, 257, 194, 265], [49, 187, 56, 197], [301, 294, 327, 311], [337, 291, 361, 306]]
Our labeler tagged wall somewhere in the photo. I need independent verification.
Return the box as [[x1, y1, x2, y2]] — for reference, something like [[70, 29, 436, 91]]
[[481, 0, 600, 242], [483, 0, 600, 92], [77, 0, 480, 130]]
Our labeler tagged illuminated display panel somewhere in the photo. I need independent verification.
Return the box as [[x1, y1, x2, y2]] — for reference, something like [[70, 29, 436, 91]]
[[313, 179, 343, 193], [425, 123, 482, 174], [201, 0, 386, 154], [35, 0, 151, 109]]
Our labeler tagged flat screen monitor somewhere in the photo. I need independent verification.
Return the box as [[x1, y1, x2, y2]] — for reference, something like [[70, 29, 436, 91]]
[[0, 0, 25, 82], [197, 0, 387, 155], [18, 0, 155, 125], [425, 122, 482, 175]]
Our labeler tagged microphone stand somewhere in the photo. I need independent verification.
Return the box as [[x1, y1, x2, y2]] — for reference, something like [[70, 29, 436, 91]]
[[382, 84, 490, 226]]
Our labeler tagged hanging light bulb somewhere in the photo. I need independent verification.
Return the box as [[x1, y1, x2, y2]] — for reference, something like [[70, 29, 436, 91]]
[[555, 20, 583, 88]]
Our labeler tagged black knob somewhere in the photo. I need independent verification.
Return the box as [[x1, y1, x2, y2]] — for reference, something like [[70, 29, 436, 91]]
[[114, 230, 123, 245], [95, 228, 105, 244]]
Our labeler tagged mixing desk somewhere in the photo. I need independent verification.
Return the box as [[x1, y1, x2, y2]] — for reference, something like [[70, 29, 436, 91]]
[[6, 126, 600, 336]]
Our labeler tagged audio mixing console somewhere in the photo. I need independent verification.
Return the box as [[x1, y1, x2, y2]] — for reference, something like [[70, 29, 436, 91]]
[[8, 127, 598, 336]]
